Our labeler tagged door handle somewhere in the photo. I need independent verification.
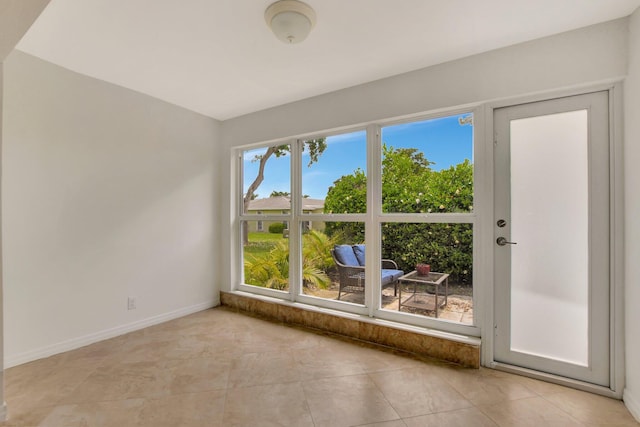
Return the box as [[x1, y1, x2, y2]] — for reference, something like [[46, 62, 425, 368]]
[[496, 237, 517, 246]]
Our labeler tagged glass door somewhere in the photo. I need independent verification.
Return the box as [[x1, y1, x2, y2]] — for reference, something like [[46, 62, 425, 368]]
[[493, 91, 610, 386]]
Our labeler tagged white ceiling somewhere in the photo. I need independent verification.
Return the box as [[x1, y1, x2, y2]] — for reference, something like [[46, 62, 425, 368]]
[[16, 0, 640, 120]]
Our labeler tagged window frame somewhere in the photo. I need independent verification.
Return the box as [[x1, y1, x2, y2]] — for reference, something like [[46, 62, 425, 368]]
[[235, 108, 484, 336]]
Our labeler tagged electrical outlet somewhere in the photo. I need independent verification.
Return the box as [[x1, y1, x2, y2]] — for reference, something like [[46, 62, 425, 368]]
[[127, 297, 136, 310]]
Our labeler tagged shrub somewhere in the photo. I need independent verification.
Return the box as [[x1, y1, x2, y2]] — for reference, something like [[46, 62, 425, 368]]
[[268, 223, 285, 234], [324, 146, 473, 285]]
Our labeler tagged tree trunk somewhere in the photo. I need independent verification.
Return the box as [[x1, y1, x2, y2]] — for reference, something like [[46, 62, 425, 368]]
[[242, 146, 277, 245]]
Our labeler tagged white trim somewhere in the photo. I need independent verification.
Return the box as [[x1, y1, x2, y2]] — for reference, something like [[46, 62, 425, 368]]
[[624, 388, 640, 422], [487, 83, 625, 396], [4, 300, 217, 369], [0, 402, 6, 422], [367, 123, 381, 316], [610, 82, 626, 396], [481, 103, 497, 367], [290, 139, 301, 302], [493, 361, 619, 399], [482, 79, 623, 111]]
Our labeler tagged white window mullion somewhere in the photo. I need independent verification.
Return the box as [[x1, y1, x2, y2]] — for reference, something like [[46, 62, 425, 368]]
[[233, 151, 243, 290], [366, 124, 382, 316], [289, 139, 302, 302]]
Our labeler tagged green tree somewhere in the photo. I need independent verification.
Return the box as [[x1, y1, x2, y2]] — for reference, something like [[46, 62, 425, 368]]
[[243, 139, 326, 244], [269, 190, 290, 197], [324, 146, 474, 284]]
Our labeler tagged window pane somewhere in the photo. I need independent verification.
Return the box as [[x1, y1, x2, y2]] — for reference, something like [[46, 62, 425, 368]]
[[381, 222, 473, 324], [242, 220, 289, 292], [243, 145, 291, 214], [381, 115, 473, 214], [301, 221, 366, 305], [510, 111, 589, 365], [303, 131, 366, 214]]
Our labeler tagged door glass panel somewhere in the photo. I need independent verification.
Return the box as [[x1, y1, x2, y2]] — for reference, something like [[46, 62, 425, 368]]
[[510, 110, 589, 366]]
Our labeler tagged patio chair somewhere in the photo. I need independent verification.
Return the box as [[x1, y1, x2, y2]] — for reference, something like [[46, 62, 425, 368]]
[[330, 244, 404, 300]]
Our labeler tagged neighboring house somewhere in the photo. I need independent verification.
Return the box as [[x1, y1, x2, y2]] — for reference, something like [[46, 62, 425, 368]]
[[246, 196, 324, 233]]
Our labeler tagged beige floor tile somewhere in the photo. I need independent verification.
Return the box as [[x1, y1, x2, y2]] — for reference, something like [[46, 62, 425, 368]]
[[38, 398, 147, 427], [344, 343, 426, 374], [357, 420, 408, 427], [369, 367, 473, 418], [478, 396, 586, 426], [109, 336, 184, 364], [1, 307, 638, 427], [543, 389, 640, 426], [223, 382, 314, 426], [403, 407, 498, 427], [165, 357, 232, 394], [302, 374, 400, 427], [439, 366, 538, 406], [227, 350, 301, 388], [0, 399, 55, 427], [59, 360, 172, 404], [160, 333, 231, 360], [510, 374, 575, 397], [5, 363, 97, 410], [138, 390, 226, 427], [227, 325, 308, 354], [293, 342, 367, 380], [42, 391, 226, 427]]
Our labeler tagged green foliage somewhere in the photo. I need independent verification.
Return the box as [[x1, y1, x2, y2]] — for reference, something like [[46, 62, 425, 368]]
[[247, 231, 284, 243], [324, 168, 366, 241], [382, 223, 473, 285], [244, 239, 290, 290], [270, 191, 290, 197], [268, 223, 285, 234], [324, 145, 474, 284], [244, 230, 337, 290]]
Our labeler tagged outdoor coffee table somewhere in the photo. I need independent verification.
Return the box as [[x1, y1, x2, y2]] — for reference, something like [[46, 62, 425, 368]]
[[398, 271, 449, 317]]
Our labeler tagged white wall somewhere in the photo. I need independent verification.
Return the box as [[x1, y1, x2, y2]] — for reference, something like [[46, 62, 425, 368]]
[[0, 0, 50, 61], [624, 7, 640, 422], [222, 19, 627, 146], [2, 51, 221, 367], [1, 1, 53, 416], [0, 61, 5, 418]]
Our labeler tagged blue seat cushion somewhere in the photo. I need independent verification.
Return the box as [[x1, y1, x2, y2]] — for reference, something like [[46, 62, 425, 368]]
[[334, 244, 360, 267], [352, 244, 366, 266], [381, 269, 404, 286]]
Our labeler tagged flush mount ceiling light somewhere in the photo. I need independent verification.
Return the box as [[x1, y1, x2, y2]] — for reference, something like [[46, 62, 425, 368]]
[[265, 0, 316, 44]]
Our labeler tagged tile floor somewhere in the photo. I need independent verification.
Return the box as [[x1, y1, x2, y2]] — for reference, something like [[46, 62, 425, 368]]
[[1, 307, 637, 426]]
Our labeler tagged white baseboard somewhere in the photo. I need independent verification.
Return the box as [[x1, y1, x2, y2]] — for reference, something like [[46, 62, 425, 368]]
[[624, 387, 640, 422], [4, 300, 218, 369]]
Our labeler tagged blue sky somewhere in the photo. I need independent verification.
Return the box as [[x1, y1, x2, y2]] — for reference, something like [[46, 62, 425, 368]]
[[244, 113, 473, 200]]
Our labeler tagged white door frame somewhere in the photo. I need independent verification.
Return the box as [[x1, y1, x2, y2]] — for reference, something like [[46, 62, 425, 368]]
[[481, 83, 625, 398]]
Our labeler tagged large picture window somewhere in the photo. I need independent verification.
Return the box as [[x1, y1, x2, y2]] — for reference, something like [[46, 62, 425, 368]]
[[379, 115, 474, 325], [237, 112, 476, 331]]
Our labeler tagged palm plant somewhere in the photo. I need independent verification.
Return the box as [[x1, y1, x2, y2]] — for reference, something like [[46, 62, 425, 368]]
[[244, 230, 338, 290]]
